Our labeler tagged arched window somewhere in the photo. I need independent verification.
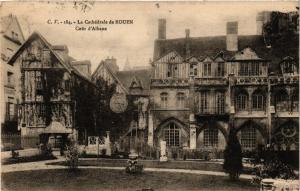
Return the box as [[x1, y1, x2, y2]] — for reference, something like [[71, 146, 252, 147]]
[[240, 125, 256, 150], [252, 90, 265, 111], [203, 128, 218, 147], [160, 92, 168, 108], [177, 92, 185, 108], [273, 121, 299, 151], [236, 91, 248, 111], [164, 122, 180, 146]]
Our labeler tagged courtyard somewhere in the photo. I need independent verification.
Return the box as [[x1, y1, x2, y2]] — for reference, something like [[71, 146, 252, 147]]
[[2, 168, 258, 191]]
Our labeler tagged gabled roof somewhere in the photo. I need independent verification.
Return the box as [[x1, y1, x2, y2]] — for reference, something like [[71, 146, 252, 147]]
[[116, 69, 152, 95], [130, 76, 143, 89], [92, 61, 128, 94], [232, 47, 262, 60], [154, 50, 183, 64], [153, 34, 299, 73], [7, 31, 95, 85], [0, 14, 25, 43]]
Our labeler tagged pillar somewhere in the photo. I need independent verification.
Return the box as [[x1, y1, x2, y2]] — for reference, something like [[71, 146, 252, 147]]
[[189, 113, 196, 149], [147, 112, 154, 147], [105, 131, 111, 156]]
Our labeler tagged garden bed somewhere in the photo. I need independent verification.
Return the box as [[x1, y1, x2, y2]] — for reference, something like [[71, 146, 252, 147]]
[[47, 158, 254, 174]]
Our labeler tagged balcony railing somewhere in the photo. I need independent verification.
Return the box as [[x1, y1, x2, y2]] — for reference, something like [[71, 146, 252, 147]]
[[197, 106, 227, 115]]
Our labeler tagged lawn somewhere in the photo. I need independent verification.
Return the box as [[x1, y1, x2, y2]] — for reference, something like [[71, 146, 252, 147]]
[[2, 169, 259, 191], [48, 159, 254, 174]]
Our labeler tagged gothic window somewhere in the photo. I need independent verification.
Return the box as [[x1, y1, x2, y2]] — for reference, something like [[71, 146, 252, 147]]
[[240, 125, 256, 150], [252, 91, 265, 111], [177, 92, 185, 108], [160, 92, 168, 108], [215, 91, 225, 114], [203, 62, 211, 76], [236, 91, 248, 111], [216, 62, 225, 76], [164, 122, 180, 147], [199, 91, 208, 113], [203, 128, 218, 147], [273, 122, 299, 150]]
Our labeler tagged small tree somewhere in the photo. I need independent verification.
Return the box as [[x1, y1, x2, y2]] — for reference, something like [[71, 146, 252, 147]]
[[65, 136, 79, 171], [223, 129, 243, 180]]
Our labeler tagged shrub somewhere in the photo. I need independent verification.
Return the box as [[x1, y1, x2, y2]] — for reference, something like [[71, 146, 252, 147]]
[[223, 129, 243, 180], [40, 143, 53, 157], [65, 138, 79, 171], [252, 158, 297, 184]]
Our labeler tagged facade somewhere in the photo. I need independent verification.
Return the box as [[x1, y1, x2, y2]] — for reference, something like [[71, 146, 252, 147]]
[[0, 14, 25, 134], [149, 13, 298, 159], [7, 32, 97, 148], [94, 11, 298, 160]]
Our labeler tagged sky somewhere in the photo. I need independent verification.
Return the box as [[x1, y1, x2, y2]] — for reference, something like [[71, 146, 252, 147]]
[[0, 1, 298, 73]]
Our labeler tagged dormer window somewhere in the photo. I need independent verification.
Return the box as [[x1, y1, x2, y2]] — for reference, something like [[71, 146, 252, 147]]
[[203, 62, 211, 77], [216, 62, 225, 77], [281, 58, 297, 74], [189, 62, 197, 76]]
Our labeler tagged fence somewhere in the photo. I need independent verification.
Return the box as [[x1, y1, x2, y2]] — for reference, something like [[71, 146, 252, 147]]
[[1, 134, 40, 151]]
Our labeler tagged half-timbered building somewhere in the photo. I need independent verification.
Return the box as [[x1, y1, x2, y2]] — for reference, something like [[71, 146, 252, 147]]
[[7, 32, 98, 148]]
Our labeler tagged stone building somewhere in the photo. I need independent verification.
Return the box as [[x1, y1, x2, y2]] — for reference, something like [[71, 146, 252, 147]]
[[0, 14, 25, 134], [7, 32, 97, 148], [93, 11, 298, 160], [149, 14, 298, 159]]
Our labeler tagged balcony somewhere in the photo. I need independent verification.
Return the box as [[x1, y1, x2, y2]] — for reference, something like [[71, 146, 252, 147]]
[[235, 76, 268, 85], [269, 75, 299, 85], [194, 78, 228, 86], [151, 78, 189, 87], [196, 106, 228, 116]]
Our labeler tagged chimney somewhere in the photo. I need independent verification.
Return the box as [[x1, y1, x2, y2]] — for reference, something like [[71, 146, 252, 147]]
[[226, 21, 238, 51], [104, 57, 119, 73], [158, 18, 166, 39], [185, 29, 191, 58], [256, 11, 271, 35], [185, 29, 190, 38], [256, 12, 264, 35]]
